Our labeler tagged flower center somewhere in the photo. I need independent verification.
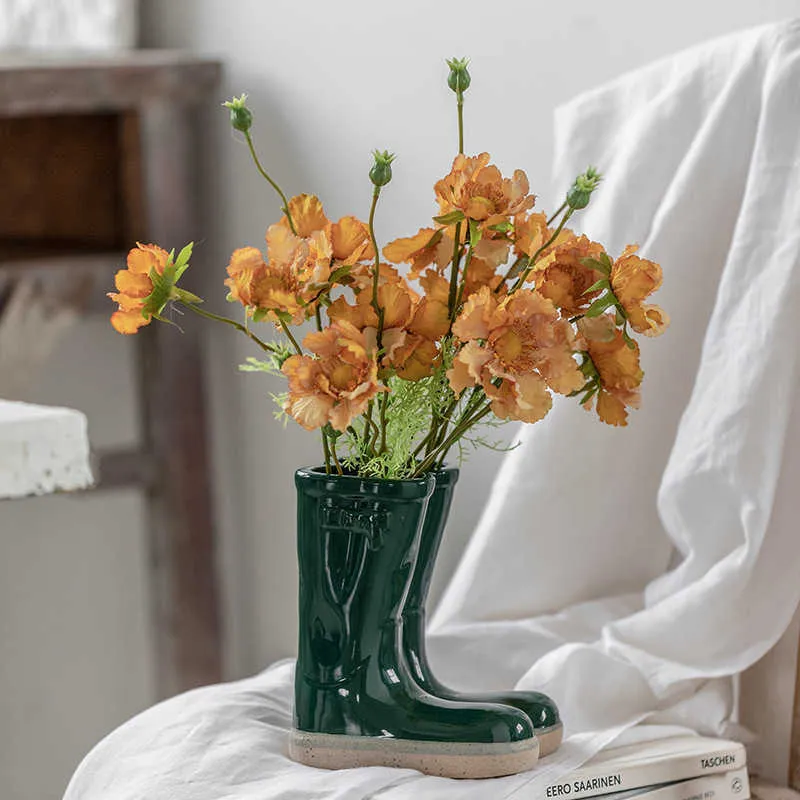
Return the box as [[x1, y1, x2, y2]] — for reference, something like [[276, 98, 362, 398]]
[[329, 362, 356, 390]]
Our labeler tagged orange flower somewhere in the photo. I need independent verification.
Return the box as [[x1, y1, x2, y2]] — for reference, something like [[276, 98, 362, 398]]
[[512, 212, 573, 259], [109, 243, 169, 334], [463, 237, 512, 298], [224, 246, 268, 307], [533, 235, 606, 316], [282, 321, 384, 432], [435, 153, 535, 226], [408, 271, 450, 341], [226, 223, 333, 323], [448, 286, 583, 421], [610, 245, 669, 337], [579, 315, 644, 427], [328, 279, 440, 380]]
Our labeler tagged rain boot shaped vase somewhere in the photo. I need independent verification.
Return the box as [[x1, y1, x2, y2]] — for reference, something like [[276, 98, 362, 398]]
[[290, 467, 540, 779], [403, 467, 563, 756]]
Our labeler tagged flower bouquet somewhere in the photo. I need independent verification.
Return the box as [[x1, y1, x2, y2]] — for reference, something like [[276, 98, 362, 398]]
[[109, 58, 667, 779]]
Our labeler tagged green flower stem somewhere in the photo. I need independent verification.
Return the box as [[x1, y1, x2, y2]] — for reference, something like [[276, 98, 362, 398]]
[[547, 200, 568, 226], [316, 302, 331, 471], [367, 186, 391, 454], [278, 318, 302, 354], [430, 384, 482, 456], [447, 223, 464, 321], [182, 302, 278, 354], [379, 391, 389, 454], [413, 401, 492, 476], [329, 434, 343, 475], [367, 186, 386, 348], [495, 255, 527, 292], [322, 428, 332, 474], [457, 92, 464, 154], [243, 131, 297, 236], [453, 245, 474, 311], [511, 207, 574, 292]]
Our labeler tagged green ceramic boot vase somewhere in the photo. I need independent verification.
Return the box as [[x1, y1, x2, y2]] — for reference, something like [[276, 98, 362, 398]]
[[290, 467, 540, 778], [402, 467, 564, 757]]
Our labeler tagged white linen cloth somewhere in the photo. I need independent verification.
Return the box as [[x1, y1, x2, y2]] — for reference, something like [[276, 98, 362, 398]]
[[65, 20, 800, 800]]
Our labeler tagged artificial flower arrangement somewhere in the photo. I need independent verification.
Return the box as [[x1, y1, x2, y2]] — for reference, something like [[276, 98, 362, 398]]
[[108, 58, 668, 779], [108, 58, 667, 481]]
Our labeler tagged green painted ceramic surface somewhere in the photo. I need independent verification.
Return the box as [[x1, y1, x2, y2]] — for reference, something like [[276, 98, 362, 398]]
[[402, 466, 561, 732], [294, 467, 535, 745]]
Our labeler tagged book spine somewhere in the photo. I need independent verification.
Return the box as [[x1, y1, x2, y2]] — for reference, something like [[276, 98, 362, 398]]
[[622, 767, 750, 800], [543, 748, 747, 800]]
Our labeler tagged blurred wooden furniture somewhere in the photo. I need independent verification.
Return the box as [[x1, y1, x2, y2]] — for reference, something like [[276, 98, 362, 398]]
[[0, 52, 223, 697]]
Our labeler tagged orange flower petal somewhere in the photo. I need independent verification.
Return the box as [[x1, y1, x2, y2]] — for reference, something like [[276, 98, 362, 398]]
[[452, 286, 497, 342], [409, 298, 449, 341], [286, 194, 329, 237], [331, 216, 372, 264], [111, 308, 150, 335], [595, 390, 628, 426], [127, 243, 169, 275], [114, 269, 152, 297]]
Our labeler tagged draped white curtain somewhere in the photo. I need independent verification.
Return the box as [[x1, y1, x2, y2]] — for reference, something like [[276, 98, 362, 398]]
[[429, 15, 800, 769]]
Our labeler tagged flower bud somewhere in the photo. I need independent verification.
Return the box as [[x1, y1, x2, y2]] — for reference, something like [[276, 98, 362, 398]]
[[222, 94, 253, 134], [446, 57, 471, 94], [567, 166, 603, 210], [369, 150, 396, 187]]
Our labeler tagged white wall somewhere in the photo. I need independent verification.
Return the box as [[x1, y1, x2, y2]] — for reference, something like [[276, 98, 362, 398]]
[[1, 3, 799, 799], [139, 0, 800, 669]]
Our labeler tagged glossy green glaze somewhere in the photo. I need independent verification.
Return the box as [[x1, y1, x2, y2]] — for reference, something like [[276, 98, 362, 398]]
[[294, 467, 535, 745], [402, 467, 562, 734]]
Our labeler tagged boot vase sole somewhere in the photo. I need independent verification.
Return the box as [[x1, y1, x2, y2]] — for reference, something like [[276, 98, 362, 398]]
[[537, 722, 564, 758], [289, 729, 540, 778]]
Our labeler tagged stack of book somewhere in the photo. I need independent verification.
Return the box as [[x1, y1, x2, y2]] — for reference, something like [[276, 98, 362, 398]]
[[540, 736, 748, 800]]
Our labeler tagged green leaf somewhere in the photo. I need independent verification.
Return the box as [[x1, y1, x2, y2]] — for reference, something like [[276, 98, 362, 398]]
[[580, 357, 598, 378], [329, 264, 353, 284], [468, 218, 482, 248], [579, 383, 600, 405], [252, 308, 270, 323], [174, 288, 203, 305], [488, 221, 513, 233], [143, 267, 172, 315], [583, 278, 610, 295], [424, 228, 444, 249], [175, 242, 194, 267], [567, 381, 592, 398], [584, 293, 616, 318], [615, 307, 626, 326], [433, 210, 465, 226], [580, 256, 611, 277]]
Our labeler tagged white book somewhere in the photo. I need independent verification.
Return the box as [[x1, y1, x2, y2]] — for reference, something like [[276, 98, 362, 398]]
[[543, 737, 747, 800], [599, 768, 750, 800]]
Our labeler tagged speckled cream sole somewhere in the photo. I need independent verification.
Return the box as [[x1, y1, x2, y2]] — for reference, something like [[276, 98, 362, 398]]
[[537, 723, 564, 758], [289, 729, 540, 778]]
